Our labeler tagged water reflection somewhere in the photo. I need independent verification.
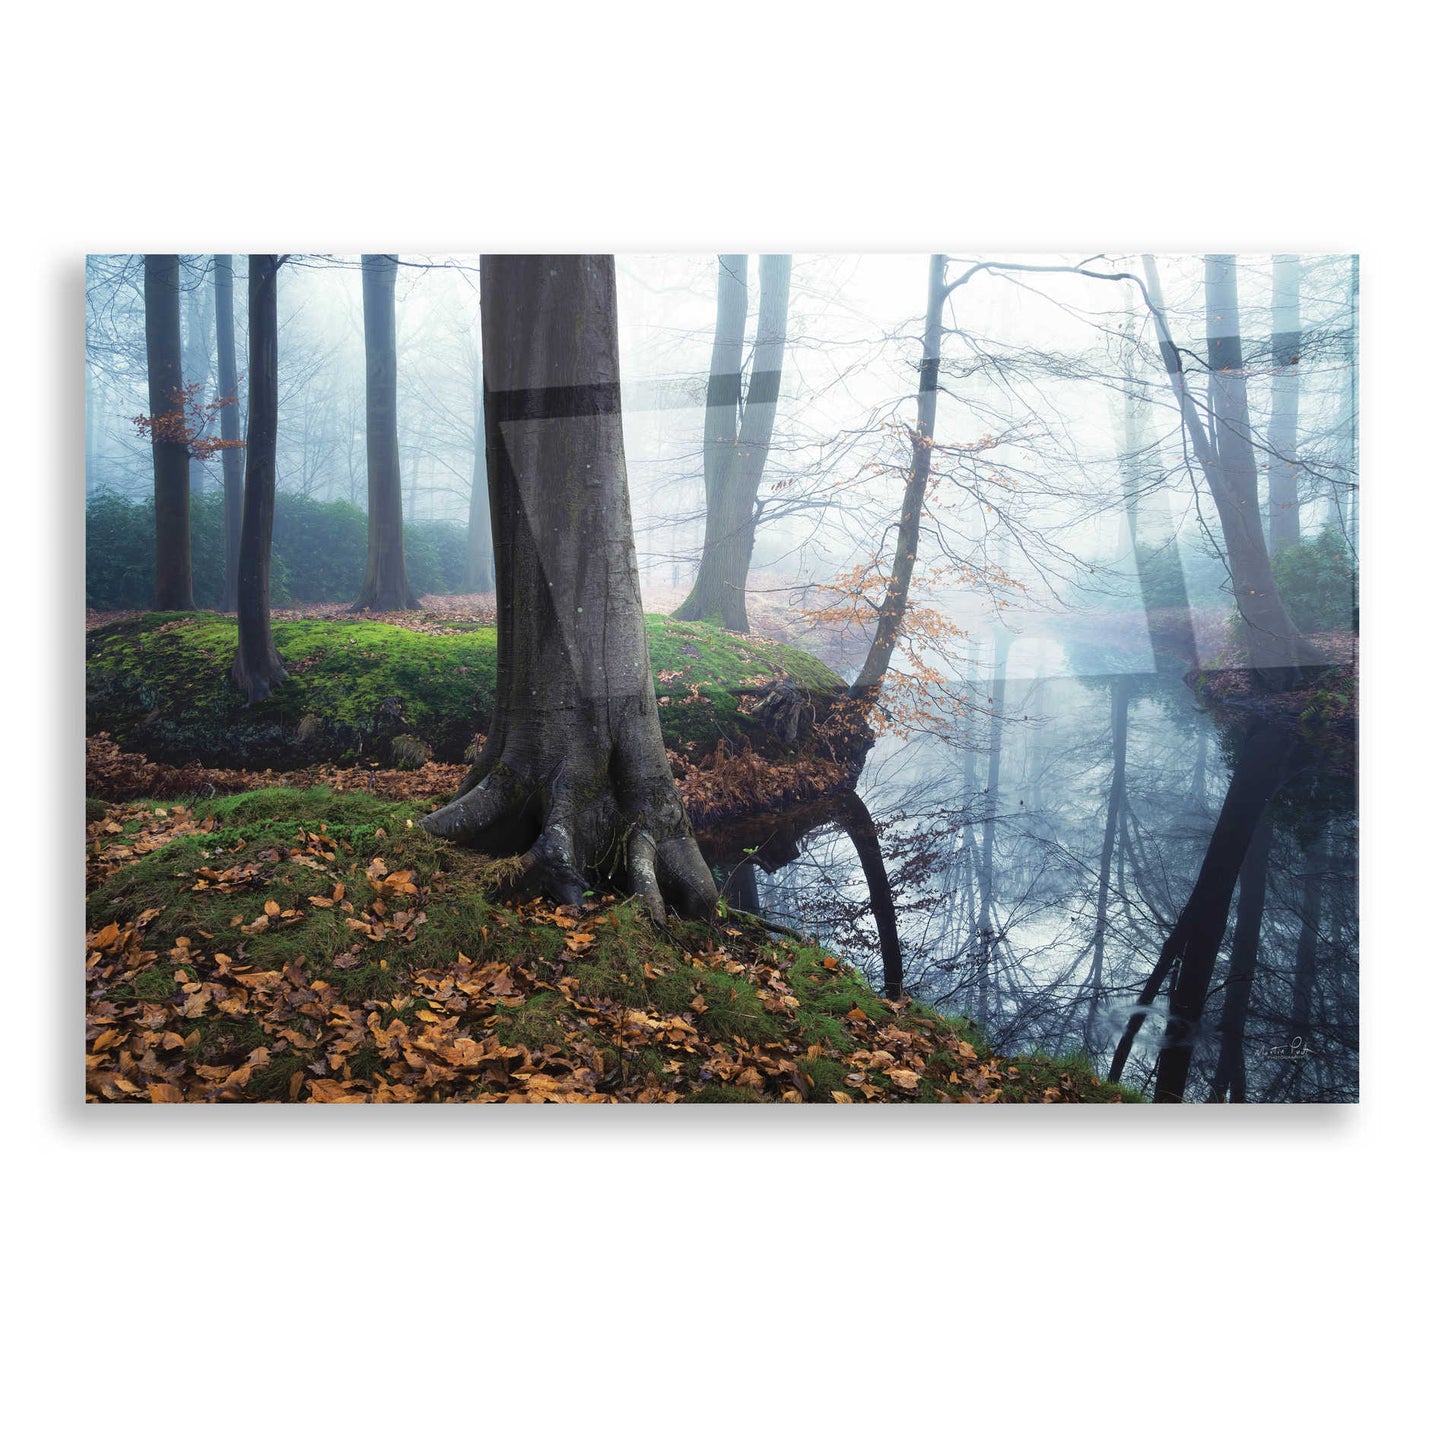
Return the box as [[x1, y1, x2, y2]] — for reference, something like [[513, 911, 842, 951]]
[[700, 652, 1358, 1103]]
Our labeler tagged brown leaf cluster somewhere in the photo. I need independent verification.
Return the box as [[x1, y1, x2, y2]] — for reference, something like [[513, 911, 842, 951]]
[[87, 733, 467, 805], [676, 740, 847, 824], [86, 816, 1120, 1103]]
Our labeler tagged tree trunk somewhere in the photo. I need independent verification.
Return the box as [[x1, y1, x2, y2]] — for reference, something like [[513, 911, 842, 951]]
[[231, 255, 288, 704], [673, 254, 790, 632], [1083, 677, 1130, 1048], [1206, 815, 1273, 1102], [978, 628, 1010, 937], [183, 256, 215, 494], [214, 255, 245, 611], [353, 254, 418, 611], [1141, 255, 1316, 687], [1109, 721, 1295, 1090], [852, 253, 946, 701], [421, 255, 716, 922], [144, 254, 194, 610], [1119, 329, 1198, 672], [466, 384, 495, 591], [836, 789, 904, 1001], [1151, 723, 1295, 1101], [1266, 255, 1302, 553]]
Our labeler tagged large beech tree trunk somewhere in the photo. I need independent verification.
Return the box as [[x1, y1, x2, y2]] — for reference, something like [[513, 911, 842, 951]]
[[353, 253, 419, 611], [214, 254, 245, 611], [422, 255, 717, 922], [673, 254, 791, 632], [465, 385, 495, 592], [231, 255, 288, 704], [144, 254, 194, 610]]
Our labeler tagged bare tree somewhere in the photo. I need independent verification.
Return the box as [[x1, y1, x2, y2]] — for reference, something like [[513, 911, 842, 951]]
[[352, 253, 419, 611], [673, 254, 791, 632], [232, 255, 288, 704], [143, 254, 193, 609]]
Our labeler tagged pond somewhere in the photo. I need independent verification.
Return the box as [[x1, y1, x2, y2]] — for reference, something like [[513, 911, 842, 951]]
[[698, 638, 1358, 1103]]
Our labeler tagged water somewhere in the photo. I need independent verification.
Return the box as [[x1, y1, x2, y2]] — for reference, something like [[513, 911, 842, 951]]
[[704, 659, 1358, 1103]]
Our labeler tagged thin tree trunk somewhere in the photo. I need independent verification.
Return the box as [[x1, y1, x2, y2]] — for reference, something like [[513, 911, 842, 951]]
[[353, 253, 418, 611], [231, 255, 288, 704], [978, 628, 1010, 937], [1141, 255, 1316, 686], [214, 255, 245, 611], [852, 253, 946, 701], [1110, 721, 1295, 1089], [1267, 254, 1302, 553], [674, 254, 790, 632], [145, 254, 194, 610], [836, 790, 904, 1002], [1151, 723, 1296, 1101], [1119, 329, 1197, 672], [422, 255, 715, 921], [1084, 677, 1130, 1048], [1207, 815, 1273, 1102], [183, 256, 214, 495]]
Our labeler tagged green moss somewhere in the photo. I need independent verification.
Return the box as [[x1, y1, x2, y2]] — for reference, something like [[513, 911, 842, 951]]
[[493, 993, 570, 1052], [798, 1055, 849, 1100], [87, 612, 846, 771], [88, 786, 1139, 1105]]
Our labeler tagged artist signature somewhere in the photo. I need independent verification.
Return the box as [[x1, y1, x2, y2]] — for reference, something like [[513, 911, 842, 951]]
[[1257, 1036, 1315, 1061]]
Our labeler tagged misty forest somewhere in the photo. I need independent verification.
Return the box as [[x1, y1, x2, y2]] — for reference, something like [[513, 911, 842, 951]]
[[83, 252, 1358, 1105]]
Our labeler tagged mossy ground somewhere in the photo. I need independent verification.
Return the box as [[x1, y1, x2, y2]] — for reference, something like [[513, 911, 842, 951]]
[[85, 787, 1134, 1104], [86, 612, 846, 771]]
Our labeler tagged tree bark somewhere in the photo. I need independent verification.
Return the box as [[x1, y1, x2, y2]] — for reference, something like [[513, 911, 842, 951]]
[[673, 254, 790, 632], [214, 255, 245, 611], [1151, 723, 1294, 1101], [852, 253, 946, 701], [1266, 254, 1302, 553], [231, 255, 288, 704], [1119, 328, 1198, 672], [1083, 677, 1130, 1048], [1141, 255, 1316, 687], [1109, 721, 1295, 1090], [422, 255, 716, 922], [183, 256, 214, 494], [836, 789, 904, 1001], [144, 254, 194, 610], [1206, 814, 1272, 1102], [978, 628, 1010, 937], [353, 254, 418, 611], [466, 384, 495, 591]]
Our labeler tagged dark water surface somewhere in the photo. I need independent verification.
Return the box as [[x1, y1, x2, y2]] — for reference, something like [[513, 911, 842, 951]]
[[700, 653, 1358, 1103]]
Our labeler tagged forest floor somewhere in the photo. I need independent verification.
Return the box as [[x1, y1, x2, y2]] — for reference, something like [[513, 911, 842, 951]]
[[85, 786, 1137, 1104]]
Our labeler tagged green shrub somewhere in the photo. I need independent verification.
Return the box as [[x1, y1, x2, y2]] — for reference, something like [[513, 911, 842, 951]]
[[86, 491, 472, 610], [1271, 528, 1357, 633]]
